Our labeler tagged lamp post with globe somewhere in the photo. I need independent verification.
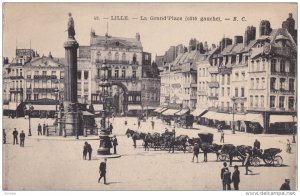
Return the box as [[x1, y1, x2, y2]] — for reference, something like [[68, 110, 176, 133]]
[[231, 96, 237, 134]]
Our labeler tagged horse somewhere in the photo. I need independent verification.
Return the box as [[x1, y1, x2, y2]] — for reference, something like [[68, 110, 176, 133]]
[[200, 143, 223, 162], [125, 128, 146, 148]]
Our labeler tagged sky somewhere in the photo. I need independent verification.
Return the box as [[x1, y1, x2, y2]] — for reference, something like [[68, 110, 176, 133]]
[[3, 3, 297, 61]]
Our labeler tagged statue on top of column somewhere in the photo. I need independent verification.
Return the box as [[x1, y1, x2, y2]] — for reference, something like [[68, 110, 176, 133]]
[[67, 12, 76, 39]]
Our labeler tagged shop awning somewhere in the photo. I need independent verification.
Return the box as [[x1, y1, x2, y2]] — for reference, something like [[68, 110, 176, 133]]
[[202, 111, 217, 119], [144, 106, 158, 110], [82, 111, 94, 116], [162, 109, 181, 116], [154, 107, 164, 113], [175, 109, 189, 116], [269, 115, 297, 123], [157, 107, 168, 113], [191, 108, 207, 116], [31, 105, 57, 111], [243, 113, 264, 127], [93, 104, 103, 112], [128, 105, 142, 110]]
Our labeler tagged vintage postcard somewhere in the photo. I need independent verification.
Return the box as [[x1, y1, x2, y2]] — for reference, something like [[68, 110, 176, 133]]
[[2, 2, 298, 191]]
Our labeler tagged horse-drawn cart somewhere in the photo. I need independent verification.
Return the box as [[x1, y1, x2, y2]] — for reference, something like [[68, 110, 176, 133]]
[[250, 148, 283, 167]]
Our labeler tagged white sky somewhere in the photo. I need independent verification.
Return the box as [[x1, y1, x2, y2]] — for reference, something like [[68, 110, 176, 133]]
[[3, 3, 297, 60]]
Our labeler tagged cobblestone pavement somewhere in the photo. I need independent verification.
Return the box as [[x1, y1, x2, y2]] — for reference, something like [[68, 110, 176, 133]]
[[2, 116, 297, 190]]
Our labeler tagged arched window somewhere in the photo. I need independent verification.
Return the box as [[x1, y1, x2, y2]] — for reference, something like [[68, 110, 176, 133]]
[[122, 53, 126, 61], [271, 59, 276, 72], [133, 53, 137, 64], [115, 52, 119, 61], [107, 52, 112, 61], [96, 51, 101, 63]]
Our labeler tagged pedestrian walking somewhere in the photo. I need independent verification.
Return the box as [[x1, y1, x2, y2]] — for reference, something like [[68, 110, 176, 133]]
[[37, 123, 42, 136], [220, 130, 224, 143], [280, 179, 291, 190], [98, 159, 107, 184], [12, 128, 19, 145], [3, 129, 6, 144], [168, 136, 175, 153], [286, 139, 291, 153], [244, 150, 252, 175], [112, 135, 118, 154], [217, 124, 222, 132], [232, 165, 240, 190], [221, 162, 229, 190], [192, 143, 200, 162], [43, 123, 46, 135], [109, 123, 113, 135], [253, 139, 261, 149], [83, 142, 88, 160], [87, 143, 93, 160], [182, 137, 187, 153], [151, 120, 155, 130], [20, 130, 25, 147], [144, 133, 150, 151], [137, 120, 141, 129], [46, 124, 49, 136]]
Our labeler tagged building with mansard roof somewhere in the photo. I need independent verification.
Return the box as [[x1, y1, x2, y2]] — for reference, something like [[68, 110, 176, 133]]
[[77, 30, 158, 115], [199, 14, 297, 134]]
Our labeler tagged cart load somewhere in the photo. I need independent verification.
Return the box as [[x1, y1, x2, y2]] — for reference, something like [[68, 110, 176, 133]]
[[198, 133, 214, 144]]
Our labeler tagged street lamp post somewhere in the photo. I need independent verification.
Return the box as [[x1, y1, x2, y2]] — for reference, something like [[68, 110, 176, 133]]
[[231, 96, 236, 134], [28, 104, 34, 136], [292, 115, 296, 143]]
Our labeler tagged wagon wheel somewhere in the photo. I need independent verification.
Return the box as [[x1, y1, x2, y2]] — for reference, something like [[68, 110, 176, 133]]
[[219, 153, 229, 161], [273, 155, 283, 167], [250, 157, 260, 167], [237, 155, 244, 161], [263, 154, 273, 165]]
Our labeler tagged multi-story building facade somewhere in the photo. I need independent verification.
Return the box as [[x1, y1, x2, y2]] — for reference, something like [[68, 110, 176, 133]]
[[77, 31, 156, 114], [23, 53, 65, 102], [141, 52, 160, 109], [202, 14, 297, 133], [248, 18, 297, 133], [3, 49, 37, 111], [160, 39, 202, 110]]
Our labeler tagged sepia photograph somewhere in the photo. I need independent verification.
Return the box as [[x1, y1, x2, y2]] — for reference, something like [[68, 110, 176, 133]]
[[1, 2, 298, 192]]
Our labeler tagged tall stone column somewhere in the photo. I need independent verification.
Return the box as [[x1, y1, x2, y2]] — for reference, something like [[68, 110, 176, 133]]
[[63, 39, 82, 136]]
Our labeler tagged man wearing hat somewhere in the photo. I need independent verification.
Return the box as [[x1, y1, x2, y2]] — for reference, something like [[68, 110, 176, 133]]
[[280, 179, 291, 190], [98, 158, 107, 184], [112, 135, 118, 154], [192, 143, 200, 163]]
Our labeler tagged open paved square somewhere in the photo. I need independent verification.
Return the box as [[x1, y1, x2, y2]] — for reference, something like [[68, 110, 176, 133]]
[[2, 116, 297, 190]]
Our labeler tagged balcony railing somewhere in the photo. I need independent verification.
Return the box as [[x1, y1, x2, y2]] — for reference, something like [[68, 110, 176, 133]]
[[9, 76, 24, 79], [207, 81, 219, 88], [197, 90, 207, 96], [209, 106, 247, 114], [270, 88, 295, 95], [208, 66, 219, 74], [208, 95, 218, 100], [33, 88, 59, 93], [96, 76, 138, 82], [33, 75, 57, 80], [271, 71, 295, 77], [9, 88, 23, 92]]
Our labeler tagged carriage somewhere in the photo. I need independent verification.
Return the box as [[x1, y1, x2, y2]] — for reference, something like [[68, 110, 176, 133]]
[[250, 148, 283, 167], [175, 115, 194, 129], [219, 144, 251, 162]]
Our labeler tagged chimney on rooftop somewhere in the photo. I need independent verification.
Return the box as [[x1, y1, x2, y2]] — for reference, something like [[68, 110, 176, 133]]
[[234, 36, 243, 45]]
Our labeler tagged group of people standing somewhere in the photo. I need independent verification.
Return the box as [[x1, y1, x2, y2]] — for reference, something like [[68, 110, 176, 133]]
[[11, 128, 26, 147], [221, 162, 240, 190], [37, 123, 49, 136]]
